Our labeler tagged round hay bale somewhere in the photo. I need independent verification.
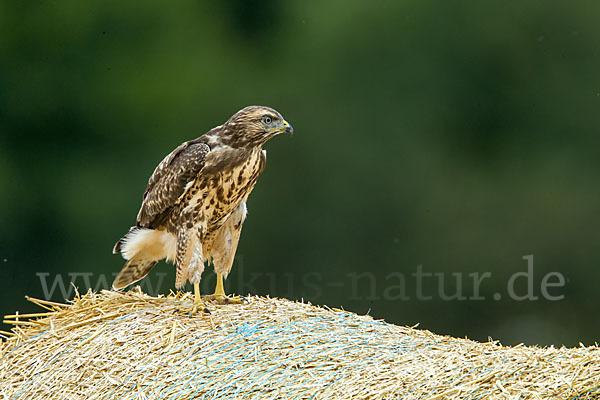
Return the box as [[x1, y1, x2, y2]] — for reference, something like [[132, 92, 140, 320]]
[[1, 288, 599, 399]]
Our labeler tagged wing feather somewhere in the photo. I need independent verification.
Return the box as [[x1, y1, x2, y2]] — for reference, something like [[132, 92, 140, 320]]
[[136, 140, 210, 228]]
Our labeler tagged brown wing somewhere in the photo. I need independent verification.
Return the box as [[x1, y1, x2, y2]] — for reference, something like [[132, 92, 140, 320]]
[[136, 140, 211, 229]]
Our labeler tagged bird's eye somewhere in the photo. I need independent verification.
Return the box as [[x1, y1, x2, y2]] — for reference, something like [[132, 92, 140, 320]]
[[261, 115, 272, 124]]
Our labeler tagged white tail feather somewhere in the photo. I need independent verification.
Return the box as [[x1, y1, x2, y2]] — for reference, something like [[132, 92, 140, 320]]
[[120, 228, 177, 263]]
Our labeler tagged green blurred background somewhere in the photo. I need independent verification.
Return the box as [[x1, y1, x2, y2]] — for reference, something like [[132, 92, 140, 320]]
[[1, 1, 599, 346]]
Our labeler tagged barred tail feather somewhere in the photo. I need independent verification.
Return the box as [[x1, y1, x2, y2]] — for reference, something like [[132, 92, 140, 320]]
[[112, 259, 158, 290]]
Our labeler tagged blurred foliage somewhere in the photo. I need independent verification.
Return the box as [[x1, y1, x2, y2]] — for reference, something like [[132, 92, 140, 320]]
[[1, 1, 599, 346]]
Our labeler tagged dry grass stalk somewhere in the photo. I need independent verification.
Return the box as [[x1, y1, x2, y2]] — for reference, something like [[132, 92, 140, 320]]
[[0, 288, 599, 399]]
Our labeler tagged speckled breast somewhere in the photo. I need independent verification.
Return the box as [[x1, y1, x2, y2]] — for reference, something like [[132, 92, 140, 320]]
[[171, 148, 266, 239]]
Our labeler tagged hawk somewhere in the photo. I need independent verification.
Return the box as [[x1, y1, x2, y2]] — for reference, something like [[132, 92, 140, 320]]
[[112, 105, 293, 312]]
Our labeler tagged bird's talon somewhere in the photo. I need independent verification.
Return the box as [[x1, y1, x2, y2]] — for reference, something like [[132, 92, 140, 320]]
[[203, 294, 246, 305], [176, 301, 210, 316]]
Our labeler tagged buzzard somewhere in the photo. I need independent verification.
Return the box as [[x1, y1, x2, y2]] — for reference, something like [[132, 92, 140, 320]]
[[112, 106, 293, 313]]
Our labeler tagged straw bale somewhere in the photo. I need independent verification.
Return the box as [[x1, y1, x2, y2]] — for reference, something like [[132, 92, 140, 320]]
[[1, 288, 599, 399]]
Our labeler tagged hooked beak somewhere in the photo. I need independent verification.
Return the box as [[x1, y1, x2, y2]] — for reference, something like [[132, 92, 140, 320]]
[[282, 120, 294, 135]]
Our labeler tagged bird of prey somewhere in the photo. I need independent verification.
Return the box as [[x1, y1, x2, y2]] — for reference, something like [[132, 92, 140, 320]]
[[112, 105, 293, 313]]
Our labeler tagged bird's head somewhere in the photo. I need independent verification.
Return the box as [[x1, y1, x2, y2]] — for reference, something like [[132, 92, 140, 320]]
[[224, 105, 293, 146]]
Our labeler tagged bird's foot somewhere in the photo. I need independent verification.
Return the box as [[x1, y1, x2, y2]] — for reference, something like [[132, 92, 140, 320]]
[[174, 283, 210, 316], [176, 303, 211, 317], [202, 293, 247, 305], [175, 299, 210, 316]]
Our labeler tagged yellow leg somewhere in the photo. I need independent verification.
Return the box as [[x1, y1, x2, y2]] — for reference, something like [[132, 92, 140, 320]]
[[193, 283, 207, 311], [178, 283, 209, 315], [203, 274, 246, 304], [214, 274, 226, 297]]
